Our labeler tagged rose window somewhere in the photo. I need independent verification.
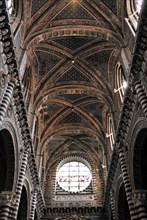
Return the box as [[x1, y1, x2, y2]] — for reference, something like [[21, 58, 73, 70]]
[[56, 161, 92, 193]]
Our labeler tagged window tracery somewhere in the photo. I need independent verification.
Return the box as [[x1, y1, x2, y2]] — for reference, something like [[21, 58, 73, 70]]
[[125, 0, 143, 35], [114, 62, 127, 103], [7, 0, 14, 15], [56, 161, 92, 193], [106, 114, 115, 150]]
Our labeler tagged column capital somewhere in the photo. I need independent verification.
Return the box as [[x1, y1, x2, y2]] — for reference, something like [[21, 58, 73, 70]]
[[0, 191, 16, 206]]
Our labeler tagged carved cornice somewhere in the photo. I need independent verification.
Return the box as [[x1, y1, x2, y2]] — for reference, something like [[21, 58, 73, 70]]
[[44, 206, 104, 218], [25, 26, 122, 49]]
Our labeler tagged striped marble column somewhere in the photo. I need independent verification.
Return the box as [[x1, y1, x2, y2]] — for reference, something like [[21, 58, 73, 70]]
[[0, 79, 16, 126], [30, 189, 38, 220], [0, 192, 16, 220], [133, 190, 147, 220], [10, 147, 30, 219], [12, 88, 45, 218], [134, 80, 147, 117], [133, 80, 147, 218], [118, 146, 136, 220], [110, 190, 116, 220]]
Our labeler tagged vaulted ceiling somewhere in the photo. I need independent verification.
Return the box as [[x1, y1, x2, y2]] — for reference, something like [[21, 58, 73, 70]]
[[22, 0, 124, 204]]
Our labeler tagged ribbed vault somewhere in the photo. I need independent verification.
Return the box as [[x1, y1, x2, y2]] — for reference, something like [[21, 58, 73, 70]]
[[22, 0, 123, 207]]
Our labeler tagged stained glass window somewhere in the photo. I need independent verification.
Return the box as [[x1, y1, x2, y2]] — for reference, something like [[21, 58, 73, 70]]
[[7, 0, 13, 15], [106, 114, 115, 150], [56, 161, 92, 193], [134, 0, 143, 12], [114, 63, 127, 103]]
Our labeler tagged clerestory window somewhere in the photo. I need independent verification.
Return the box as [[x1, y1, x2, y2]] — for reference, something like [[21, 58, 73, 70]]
[[125, 0, 143, 36], [7, 0, 14, 15], [114, 62, 127, 103], [106, 114, 115, 151], [134, 0, 143, 12]]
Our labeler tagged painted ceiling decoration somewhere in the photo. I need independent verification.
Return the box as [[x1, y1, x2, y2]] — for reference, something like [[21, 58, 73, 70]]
[[56, 66, 90, 82], [52, 36, 96, 51], [67, 143, 85, 152], [22, 0, 125, 211], [58, 94, 90, 102], [4, 1, 147, 217], [85, 49, 113, 79], [31, 0, 48, 15], [100, 0, 117, 14], [52, 1, 97, 21], [43, 104, 63, 123], [58, 112, 82, 124], [35, 50, 62, 78], [82, 102, 104, 123]]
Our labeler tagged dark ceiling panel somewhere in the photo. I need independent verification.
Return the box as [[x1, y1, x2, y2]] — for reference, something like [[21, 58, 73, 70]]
[[35, 50, 61, 78], [52, 2, 96, 20], [59, 94, 89, 102], [47, 139, 64, 151], [58, 112, 82, 124], [68, 144, 84, 152], [31, 0, 47, 16], [44, 104, 62, 122], [100, 0, 117, 15], [83, 102, 104, 123], [53, 36, 95, 51], [57, 67, 90, 82], [85, 49, 112, 79]]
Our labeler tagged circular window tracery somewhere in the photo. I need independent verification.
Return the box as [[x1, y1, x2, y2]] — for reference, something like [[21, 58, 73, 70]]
[[56, 161, 92, 193]]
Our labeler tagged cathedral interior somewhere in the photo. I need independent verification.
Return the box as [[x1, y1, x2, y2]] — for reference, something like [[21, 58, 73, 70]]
[[0, 0, 147, 219]]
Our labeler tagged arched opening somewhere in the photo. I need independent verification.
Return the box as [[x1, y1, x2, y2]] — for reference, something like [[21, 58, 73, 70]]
[[34, 210, 38, 220], [22, 66, 32, 110], [111, 212, 113, 220], [106, 113, 115, 151], [17, 186, 28, 220], [114, 62, 127, 103], [118, 184, 131, 220], [125, 0, 143, 36], [133, 128, 147, 190], [0, 129, 15, 191]]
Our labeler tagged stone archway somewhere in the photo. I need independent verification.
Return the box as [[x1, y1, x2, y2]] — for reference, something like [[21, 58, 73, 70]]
[[133, 128, 147, 190], [118, 184, 131, 220], [0, 129, 15, 191], [17, 186, 28, 220]]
